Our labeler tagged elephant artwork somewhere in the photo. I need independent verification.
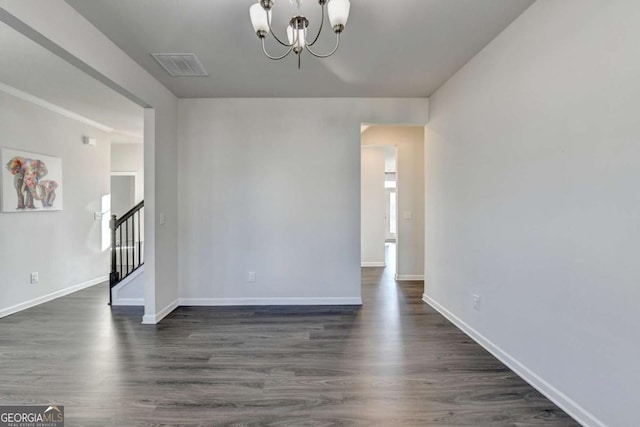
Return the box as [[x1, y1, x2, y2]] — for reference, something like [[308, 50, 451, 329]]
[[1, 148, 63, 212], [36, 180, 59, 208], [5, 157, 48, 209]]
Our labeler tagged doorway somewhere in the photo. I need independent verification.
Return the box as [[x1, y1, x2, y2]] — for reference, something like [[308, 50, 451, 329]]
[[361, 144, 398, 275], [361, 125, 425, 283]]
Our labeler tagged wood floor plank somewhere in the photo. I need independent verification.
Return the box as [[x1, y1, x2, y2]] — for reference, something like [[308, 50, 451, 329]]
[[0, 251, 578, 426]]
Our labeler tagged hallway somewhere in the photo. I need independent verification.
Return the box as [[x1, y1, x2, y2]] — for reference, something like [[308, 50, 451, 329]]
[[0, 274, 576, 425]]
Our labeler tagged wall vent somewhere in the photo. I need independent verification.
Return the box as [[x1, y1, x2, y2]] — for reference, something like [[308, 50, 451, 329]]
[[151, 53, 208, 76]]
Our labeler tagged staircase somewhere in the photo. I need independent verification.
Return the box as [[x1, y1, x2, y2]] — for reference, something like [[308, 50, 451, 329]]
[[109, 200, 144, 305]]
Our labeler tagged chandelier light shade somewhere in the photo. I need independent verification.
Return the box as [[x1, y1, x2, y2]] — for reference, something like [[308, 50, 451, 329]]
[[327, 0, 350, 30], [249, 0, 351, 69], [249, 3, 272, 35], [287, 25, 306, 50]]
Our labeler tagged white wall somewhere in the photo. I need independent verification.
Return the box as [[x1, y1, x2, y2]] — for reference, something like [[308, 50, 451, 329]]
[[0, 0, 179, 323], [110, 175, 134, 217], [111, 142, 143, 203], [424, 1, 639, 426], [363, 126, 425, 279], [361, 146, 386, 266], [178, 98, 427, 305], [0, 91, 109, 317]]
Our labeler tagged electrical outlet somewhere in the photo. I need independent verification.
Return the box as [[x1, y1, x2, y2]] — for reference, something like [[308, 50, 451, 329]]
[[30, 272, 39, 284], [248, 272, 256, 282], [473, 294, 481, 311]]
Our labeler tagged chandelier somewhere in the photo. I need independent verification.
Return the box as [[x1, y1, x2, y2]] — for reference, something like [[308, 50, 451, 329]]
[[249, 0, 351, 69]]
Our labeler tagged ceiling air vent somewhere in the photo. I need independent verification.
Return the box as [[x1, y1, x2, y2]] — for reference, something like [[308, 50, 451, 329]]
[[151, 53, 208, 77]]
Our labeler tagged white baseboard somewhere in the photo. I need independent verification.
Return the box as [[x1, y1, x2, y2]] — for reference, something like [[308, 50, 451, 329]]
[[395, 274, 424, 281], [110, 267, 144, 306], [361, 262, 386, 267], [422, 294, 605, 427], [0, 275, 108, 319], [142, 298, 179, 325], [179, 297, 363, 306]]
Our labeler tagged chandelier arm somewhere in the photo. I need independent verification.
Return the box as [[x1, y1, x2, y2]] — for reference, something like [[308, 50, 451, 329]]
[[305, 32, 340, 58], [307, 3, 325, 47], [262, 37, 295, 60], [265, 8, 295, 47]]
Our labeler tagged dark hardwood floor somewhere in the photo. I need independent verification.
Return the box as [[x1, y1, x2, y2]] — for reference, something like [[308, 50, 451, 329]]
[[0, 245, 578, 426]]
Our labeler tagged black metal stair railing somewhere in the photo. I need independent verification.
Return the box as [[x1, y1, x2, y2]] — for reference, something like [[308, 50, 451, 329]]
[[109, 200, 144, 305]]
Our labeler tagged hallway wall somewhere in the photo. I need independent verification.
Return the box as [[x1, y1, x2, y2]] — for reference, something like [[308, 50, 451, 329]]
[[0, 90, 110, 317], [424, 1, 640, 425], [361, 146, 386, 266]]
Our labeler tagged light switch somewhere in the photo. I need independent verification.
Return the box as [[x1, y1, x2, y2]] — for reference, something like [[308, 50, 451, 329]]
[[403, 211, 413, 219], [159, 212, 166, 225]]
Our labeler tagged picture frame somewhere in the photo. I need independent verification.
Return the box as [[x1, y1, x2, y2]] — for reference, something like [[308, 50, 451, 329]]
[[1, 148, 63, 212]]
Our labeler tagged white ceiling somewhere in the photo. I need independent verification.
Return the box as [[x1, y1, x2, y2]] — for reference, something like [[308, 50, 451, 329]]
[[0, 21, 143, 139], [65, 0, 534, 98]]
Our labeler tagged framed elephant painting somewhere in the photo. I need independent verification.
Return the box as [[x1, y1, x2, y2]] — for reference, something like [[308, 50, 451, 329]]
[[1, 148, 63, 212]]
